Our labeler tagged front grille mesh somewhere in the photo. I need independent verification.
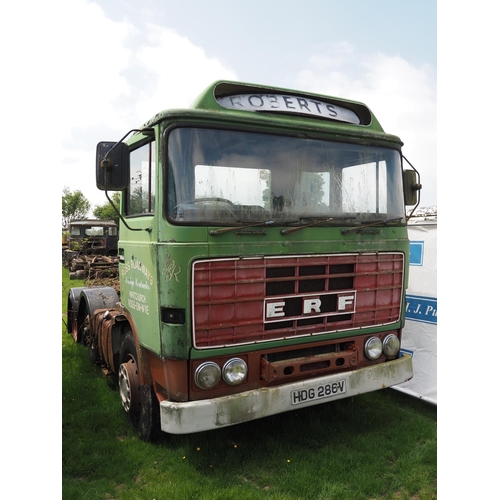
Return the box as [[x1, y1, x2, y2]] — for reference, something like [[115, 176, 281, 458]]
[[193, 253, 403, 348]]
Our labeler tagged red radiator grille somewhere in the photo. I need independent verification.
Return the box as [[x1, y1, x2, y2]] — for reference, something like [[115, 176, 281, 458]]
[[192, 253, 404, 348]]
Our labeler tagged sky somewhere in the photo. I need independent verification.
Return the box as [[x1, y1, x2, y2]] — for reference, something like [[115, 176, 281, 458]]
[[61, 0, 438, 211]]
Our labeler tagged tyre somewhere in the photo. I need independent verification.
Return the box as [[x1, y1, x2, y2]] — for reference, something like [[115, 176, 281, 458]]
[[79, 305, 100, 364], [118, 333, 161, 441]]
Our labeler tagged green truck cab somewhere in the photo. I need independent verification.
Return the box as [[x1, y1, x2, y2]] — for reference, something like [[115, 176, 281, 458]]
[[67, 81, 419, 441]]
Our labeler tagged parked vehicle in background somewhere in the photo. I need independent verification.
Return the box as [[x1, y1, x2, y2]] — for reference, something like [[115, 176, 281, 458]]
[[67, 219, 118, 255], [64, 219, 119, 281]]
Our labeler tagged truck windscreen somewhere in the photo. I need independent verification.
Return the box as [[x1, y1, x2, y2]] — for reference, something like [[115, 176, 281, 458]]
[[167, 127, 405, 225]]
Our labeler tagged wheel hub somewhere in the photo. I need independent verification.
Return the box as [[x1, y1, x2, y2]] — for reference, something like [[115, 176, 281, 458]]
[[118, 358, 140, 413]]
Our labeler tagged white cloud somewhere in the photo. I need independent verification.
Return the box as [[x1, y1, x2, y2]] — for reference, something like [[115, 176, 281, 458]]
[[61, 1, 238, 210], [134, 24, 238, 120], [61, 0, 134, 140], [62, 148, 104, 208], [296, 47, 437, 206], [307, 42, 355, 70]]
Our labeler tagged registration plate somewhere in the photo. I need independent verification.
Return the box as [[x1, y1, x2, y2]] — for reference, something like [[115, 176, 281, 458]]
[[291, 380, 347, 405]]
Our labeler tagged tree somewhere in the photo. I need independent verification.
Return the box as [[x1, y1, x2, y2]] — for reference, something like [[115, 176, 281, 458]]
[[93, 192, 121, 224], [62, 187, 91, 228]]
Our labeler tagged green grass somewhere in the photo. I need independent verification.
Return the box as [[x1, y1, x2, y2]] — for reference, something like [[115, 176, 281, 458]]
[[62, 268, 437, 500]]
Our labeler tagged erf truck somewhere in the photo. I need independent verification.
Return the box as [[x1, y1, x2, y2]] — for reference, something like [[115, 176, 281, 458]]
[[67, 81, 420, 441]]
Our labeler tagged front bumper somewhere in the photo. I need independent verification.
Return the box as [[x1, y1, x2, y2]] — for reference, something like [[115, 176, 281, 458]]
[[159, 353, 413, 434]]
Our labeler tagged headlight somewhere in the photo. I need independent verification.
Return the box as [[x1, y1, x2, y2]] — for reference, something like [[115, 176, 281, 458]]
[[382, 334, 400, 358], [222, 358, 248, 386], [194, 362, 221, 390], [364, 336, 383, 360]]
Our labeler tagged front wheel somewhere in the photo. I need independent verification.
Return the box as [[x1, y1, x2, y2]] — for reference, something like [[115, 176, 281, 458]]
[[118, 333, 161, 441]]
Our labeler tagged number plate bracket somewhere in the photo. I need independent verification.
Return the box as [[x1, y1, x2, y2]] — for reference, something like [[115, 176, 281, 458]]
[[260, 347, 358, 382]]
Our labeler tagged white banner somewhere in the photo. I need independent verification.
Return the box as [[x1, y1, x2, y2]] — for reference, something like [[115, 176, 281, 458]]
[[394, 218, 437, 404]]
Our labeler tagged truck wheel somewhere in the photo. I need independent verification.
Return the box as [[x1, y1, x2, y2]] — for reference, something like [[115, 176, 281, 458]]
[[80, 305, 100, 365], [118, 333, 161, 441]]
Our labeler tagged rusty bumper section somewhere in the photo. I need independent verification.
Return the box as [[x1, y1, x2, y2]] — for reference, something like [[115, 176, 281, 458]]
[[159, 354, 413, 434]]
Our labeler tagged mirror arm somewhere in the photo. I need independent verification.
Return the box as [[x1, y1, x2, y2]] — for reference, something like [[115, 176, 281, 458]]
[[105, 190, 151, 234], [101, 128, 154, 166]]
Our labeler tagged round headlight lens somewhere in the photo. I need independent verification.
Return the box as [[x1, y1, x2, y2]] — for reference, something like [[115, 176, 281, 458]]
[[382, 334, 400, 358], [364, 336, 383, 360], [222, 358, 248, 386], [194, 362, 221, 390]]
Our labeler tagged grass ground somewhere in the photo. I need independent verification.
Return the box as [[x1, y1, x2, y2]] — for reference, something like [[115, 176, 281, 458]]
[[62, 268, 437, 499]]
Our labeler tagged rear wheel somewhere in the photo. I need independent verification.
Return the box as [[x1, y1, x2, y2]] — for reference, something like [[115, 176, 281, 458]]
[[118, 333, 161, 441], [80, 305, 100, 365]]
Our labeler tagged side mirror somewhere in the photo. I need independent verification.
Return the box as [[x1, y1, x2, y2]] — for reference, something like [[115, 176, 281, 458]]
[[96, 142, 130, 191], [402, 169, 422, 206]]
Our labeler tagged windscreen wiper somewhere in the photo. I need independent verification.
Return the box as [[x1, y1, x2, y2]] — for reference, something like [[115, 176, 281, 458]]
[[281, 217, 356, 235], [341, 217, 404, 234], [209, 220, 275, 236]]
